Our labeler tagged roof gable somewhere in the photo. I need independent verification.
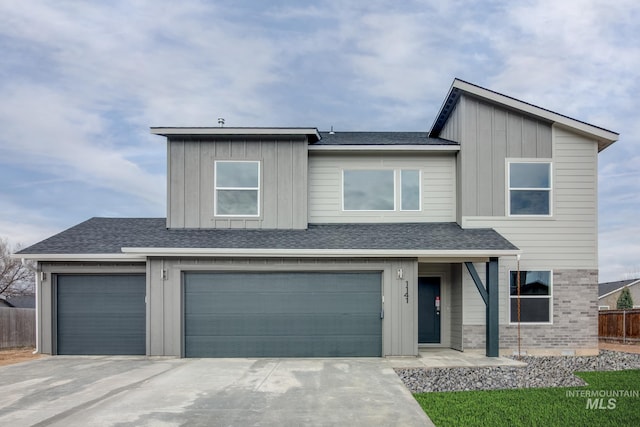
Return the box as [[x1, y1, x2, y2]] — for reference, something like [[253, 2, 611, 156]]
[[430, 78, 619, 152]]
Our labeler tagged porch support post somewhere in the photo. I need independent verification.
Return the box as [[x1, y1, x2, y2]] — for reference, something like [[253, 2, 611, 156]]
[[464, 258, 500, 357]]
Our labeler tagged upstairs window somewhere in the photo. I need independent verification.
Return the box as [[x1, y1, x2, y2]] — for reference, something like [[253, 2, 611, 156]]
[[510, 270, 552, 323], [508, 162, 551, 215], [343, 170, 394, 211], [215, 161, 260, 216], [400, 170, 421, 211], [342, 169, 420, 211]]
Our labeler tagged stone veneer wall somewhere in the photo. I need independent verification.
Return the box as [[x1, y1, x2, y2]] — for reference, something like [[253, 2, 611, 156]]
[[463, 270, 598, 352]]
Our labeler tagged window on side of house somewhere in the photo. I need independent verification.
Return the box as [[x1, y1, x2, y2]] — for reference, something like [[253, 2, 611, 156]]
[[215, 161, 260, 216], [508, 162, 551, 216], [342, 169, 421, 211], [509, 270, 552, 323], [598, 305, 610, 310]]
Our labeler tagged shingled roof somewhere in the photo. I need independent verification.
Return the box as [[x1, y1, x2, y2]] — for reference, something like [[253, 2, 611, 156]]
[[315, 132, 458, 145], [17, 217, 517, 256], [599, 278, 640, 298]]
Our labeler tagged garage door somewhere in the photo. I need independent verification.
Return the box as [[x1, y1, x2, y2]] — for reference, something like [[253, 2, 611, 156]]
[[56, 274, 146, 355], [184, 272, 382, 357]]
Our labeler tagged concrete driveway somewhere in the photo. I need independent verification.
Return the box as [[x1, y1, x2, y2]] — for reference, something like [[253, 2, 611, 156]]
[[0, 357, 433, 426]]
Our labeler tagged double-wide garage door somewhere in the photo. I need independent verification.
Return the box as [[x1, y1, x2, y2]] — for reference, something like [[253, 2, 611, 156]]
[[184, 272, 382, 357], [56, 274, 146, 355]]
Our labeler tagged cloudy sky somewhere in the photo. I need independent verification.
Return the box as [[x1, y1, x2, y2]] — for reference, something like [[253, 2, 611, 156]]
[[0, 0, 638, 281]]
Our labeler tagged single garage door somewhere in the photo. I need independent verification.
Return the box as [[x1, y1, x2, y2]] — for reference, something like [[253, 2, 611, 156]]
[[56, 274, 146, 355], [184, 272, 382, 357]]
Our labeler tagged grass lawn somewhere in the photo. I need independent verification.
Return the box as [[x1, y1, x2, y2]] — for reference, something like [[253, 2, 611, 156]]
[[414, 370, 640, 427]]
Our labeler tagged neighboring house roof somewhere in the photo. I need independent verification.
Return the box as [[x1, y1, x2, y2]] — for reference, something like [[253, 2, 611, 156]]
[[429, 78, 619, 151], [4, 294, 36, 309], [314, 132, 458, 146], [598, 278, 640, 298], [17, 217, 518, 260]]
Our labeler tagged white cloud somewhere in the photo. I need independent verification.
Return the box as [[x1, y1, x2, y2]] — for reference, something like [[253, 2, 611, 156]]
[[481, 0, 640, 116], [0, 200, 64, 248], [0, 84, 165, 206], [0, 0, 285, 126]]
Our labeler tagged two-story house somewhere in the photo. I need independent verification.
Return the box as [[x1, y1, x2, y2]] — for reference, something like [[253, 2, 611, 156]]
[[17, 79, 618, 358]]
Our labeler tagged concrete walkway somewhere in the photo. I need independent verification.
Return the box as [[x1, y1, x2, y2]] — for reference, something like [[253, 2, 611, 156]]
[[0, 357, 433, 427], [387, 348, 527, 369]]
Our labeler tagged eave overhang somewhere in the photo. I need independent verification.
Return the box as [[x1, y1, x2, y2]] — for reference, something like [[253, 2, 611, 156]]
[[14, 253, 146, 262], [15, 248, 521, 261], [150, 127, 321, 142], [120, 247, 520, 259]]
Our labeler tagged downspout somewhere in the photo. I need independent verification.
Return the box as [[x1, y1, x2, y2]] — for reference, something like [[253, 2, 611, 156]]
[[516, 254, 521, 359]]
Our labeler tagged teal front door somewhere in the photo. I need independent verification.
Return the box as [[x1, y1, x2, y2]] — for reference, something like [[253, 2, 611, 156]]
[[418, 277, 441, 344]]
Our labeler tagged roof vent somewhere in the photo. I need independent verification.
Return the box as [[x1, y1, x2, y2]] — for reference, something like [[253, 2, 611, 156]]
[[217, 117, 225, 127], [329, 125, 335, 135]]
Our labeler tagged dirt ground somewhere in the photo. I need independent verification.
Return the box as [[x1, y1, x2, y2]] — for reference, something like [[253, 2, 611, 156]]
[[599, 341, 640, 354], [0, 347, 42, 367]]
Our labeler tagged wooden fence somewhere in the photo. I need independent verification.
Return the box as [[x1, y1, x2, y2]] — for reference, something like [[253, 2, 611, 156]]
[[0, 307, 36, 349], [598, 309, 640, 342]]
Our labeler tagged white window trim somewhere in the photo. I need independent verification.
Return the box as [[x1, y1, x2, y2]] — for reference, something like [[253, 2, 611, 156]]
[[400, 169, 422, 212], [342, 168, 423, 212], [214, 160, 261, 217], [341, 169, 397, 212], [506, 159, 553, 217], [598, 305, 610, 310], [508, 269, 553, 325]]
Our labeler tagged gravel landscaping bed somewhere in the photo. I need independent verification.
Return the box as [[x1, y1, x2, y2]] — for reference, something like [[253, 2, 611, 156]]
[[395, 350, 640, 393]]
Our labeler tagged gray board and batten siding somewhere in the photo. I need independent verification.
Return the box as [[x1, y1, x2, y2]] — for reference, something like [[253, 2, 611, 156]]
[[168, 135, 308, 229], [439, 94, 553, 220]]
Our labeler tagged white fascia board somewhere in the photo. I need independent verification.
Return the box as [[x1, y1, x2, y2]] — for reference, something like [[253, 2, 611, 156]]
[[451, 79, 619, 147], [121, 247, 520, 258], [14, 253, 146, 262], [151, 127, 320, 139], [308, 145, 460, 152], [599, 279, 640, 299]]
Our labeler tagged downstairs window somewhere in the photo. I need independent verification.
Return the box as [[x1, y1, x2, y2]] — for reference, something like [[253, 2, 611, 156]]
[[509, 270, 552, 323]]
